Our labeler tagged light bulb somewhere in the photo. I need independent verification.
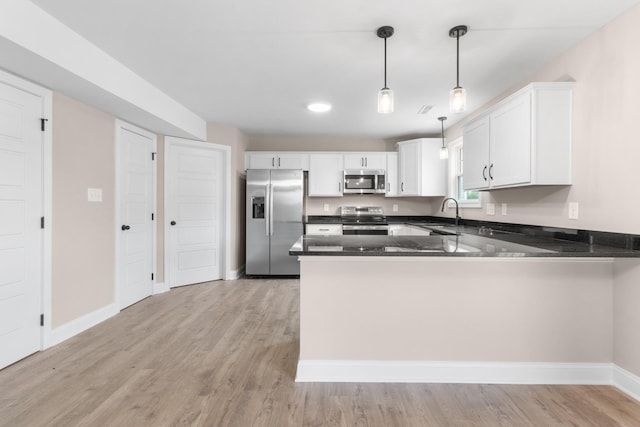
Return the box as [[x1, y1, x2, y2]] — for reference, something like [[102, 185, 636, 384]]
[[440, 146, 449, 160], [378, 88, 394, 114], [449, 87, 466, 113]]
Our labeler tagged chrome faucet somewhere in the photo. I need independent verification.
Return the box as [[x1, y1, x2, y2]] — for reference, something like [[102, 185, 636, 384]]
[[441, 197, 461, 226]]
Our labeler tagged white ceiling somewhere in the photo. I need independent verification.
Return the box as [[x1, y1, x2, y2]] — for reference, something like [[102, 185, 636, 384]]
[[28, 0, 640, 138]]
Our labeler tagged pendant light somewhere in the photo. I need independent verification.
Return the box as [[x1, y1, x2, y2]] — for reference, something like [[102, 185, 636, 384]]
[[438, 116, 448, 159], [449, 25, 468, 113], [377, 26, 394, 114]]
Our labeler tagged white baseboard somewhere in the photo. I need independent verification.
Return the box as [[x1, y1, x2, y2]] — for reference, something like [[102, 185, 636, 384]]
[[49, 303, 119, 347], [296, 360, 612, 385], [613, 365, 640, 401], [153, 281, 169, 294]]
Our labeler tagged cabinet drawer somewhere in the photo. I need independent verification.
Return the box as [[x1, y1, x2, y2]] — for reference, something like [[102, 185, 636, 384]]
[[306, 224, 343, 235]]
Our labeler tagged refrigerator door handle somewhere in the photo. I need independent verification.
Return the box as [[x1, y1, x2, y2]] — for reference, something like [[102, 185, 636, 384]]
[[269, 182, 275, 236], [265, 183, 271, 236]]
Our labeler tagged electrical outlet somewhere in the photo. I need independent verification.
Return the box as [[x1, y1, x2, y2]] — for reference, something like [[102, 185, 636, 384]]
[[323, 203, 329, 212], [486, 203, 495, 216], [568, 202, 579, 220], [392, 204, 398, 212], [501, 203, 508, 215], [87, 188, 102, 202]]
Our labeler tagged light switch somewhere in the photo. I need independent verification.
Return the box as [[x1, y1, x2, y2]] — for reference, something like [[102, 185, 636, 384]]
[[486, 203, 495, 216], [501, 203, 508, 215], [87, 188, 103, 202], [323, 203, 329, 212], [392, 204, 398, 212]]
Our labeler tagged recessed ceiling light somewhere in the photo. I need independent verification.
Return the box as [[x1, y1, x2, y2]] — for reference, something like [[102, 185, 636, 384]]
[[307, 103, 332, 113]]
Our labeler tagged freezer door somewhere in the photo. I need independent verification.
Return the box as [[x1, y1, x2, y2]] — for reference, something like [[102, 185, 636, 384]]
[[270, 170, 303, 275], [245, 169, 270, 275]]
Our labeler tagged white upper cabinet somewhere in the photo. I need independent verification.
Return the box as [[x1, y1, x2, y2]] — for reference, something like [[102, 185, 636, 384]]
[[343, 153, 387, 170], [385, 152, 400, 197], [245, 152, 310, 170], [396, 138, 446, 197], [463, 82, 574, 191], [308, 153, 344, 197]]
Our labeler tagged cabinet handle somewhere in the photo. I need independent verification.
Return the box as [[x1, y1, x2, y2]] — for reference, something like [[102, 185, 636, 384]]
[[365, 158, 368, 167], [387, 183, 391, 193], [489, 164, 494, 180], [401, 182, 404, 192], [339, 182, 342, 193], [278, 157, 281, 167], [482, 165, 487, 181], [272, 157, 275, 167]]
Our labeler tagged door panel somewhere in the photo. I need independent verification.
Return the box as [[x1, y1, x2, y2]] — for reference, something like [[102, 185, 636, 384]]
[[245, 169, 270, 275], [270, 170, 302, 275], [117, 124, 154, 309], [167, 139, 223, 287], [0, 82, 43, 369]]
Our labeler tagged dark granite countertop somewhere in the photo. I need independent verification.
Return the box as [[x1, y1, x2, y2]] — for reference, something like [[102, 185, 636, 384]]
[[297, 216, 640, 258]]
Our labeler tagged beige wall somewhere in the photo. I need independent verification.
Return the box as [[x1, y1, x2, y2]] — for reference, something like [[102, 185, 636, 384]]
[[442, 4, 640, 235], [613, 259, 640, 375], [207, 122, 248, 272], [300, 258, 613, 362], [246, 135, 395, 152], [52, 92, 116, 327]]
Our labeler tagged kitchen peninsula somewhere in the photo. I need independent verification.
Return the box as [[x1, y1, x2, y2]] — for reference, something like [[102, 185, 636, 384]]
[[290, 223, 640, 384]]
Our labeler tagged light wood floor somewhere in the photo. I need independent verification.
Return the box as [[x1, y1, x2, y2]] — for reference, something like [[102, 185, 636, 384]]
[[2, 279, 640, 427]]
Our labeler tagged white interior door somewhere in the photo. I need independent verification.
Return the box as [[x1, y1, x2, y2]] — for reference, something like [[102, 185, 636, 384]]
[[0, 81, 43, 368], [116, 121, 155, 309], [166, 137, 223, 287]]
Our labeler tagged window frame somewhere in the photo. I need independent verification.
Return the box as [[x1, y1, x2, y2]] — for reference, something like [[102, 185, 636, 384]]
[[446, 136, 481, 208]]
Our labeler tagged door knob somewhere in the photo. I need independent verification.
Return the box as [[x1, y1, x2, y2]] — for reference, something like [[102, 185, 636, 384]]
[[121, 225, 130, 231], [170, 221, 177, 226]]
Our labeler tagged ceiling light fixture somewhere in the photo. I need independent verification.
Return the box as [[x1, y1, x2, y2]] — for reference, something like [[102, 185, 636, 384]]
[[449, 25, 468, 113], [307, 102, 332, 113], [438, 116, 448, 160], [377, 26, 394, 114]]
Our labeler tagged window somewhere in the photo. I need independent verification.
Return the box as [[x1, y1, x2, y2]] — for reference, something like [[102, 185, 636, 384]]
[[447, 137, 481, 207]]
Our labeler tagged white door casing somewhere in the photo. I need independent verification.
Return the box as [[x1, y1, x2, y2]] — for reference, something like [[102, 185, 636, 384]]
[[116, 121, 156, 309], [0, 73, 52, 368], [165, 137, 226, 287]]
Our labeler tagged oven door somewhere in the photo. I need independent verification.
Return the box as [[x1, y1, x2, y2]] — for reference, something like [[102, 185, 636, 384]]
[[342, 225, 389, 235]]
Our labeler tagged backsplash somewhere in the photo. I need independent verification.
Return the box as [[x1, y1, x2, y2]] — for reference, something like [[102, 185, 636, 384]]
[[305, 194, 436, 216]]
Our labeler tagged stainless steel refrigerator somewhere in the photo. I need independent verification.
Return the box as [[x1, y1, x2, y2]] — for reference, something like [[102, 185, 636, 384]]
[[246, 169, 303, 276]]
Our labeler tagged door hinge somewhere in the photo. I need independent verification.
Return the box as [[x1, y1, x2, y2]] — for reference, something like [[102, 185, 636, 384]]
[[151, 273, 154, 281], [40, 314, 44, 326], [40, 118, 48, 131], [151, 152, 157, 161], [41, 217, 45, 229]]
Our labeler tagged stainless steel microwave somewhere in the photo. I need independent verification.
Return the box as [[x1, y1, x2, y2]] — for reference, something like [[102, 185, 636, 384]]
[[343, 170, 386, 194]]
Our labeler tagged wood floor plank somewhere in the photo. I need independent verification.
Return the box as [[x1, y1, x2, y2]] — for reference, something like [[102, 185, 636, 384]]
[[1, 278, 640, 427]]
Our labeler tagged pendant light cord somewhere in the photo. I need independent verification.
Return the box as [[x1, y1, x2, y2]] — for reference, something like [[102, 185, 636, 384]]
[[384, 36, 388, 89], [456, 32, 460, 88]]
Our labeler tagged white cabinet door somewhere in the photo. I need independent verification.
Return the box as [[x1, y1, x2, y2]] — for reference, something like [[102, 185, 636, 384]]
[[398, 141, 420, 196], [385, 152, 399, 197], [246, 152, 277, 169], [463, 115, 491, 191], [343, 153, 387, 170], [491, 91, 532, 187], [308, 154, 344, 197], [277, 153, 309, 170], [306, 224, 343, 235]]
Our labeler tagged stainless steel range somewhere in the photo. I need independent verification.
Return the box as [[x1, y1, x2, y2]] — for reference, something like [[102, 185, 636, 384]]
[[340, 206, 389, 235]]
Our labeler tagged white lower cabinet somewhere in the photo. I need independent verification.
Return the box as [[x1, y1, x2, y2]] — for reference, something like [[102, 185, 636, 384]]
[[388, 224, 431, 236], [308, 154, 344, 197], [306, 224, 343, 235]]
